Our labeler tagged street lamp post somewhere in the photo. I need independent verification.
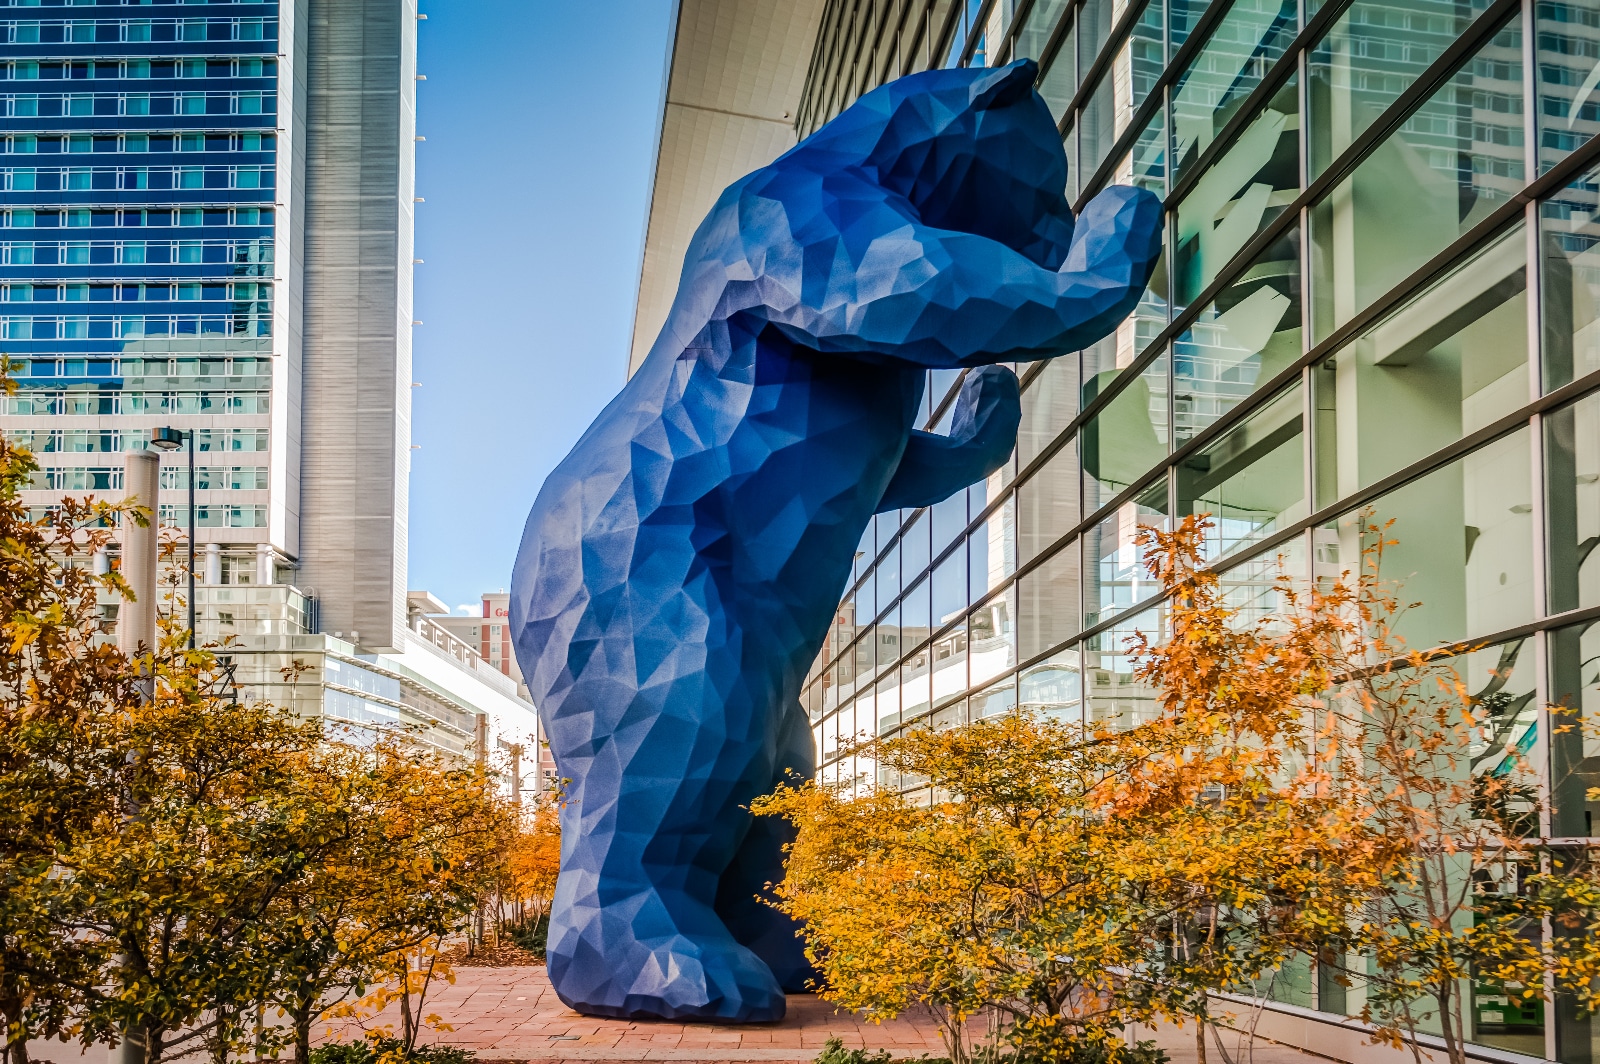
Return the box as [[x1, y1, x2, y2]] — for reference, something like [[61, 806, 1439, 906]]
[[150, 426, 194, 649]]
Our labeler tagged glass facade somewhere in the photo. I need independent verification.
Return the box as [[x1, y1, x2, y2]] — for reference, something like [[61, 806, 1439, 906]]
[[797, 0, 1600, 1058], [0, 0, 279, 553]]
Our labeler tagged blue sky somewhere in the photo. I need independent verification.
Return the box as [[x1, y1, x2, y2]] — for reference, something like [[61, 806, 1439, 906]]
[[406, 1, 675, 613]]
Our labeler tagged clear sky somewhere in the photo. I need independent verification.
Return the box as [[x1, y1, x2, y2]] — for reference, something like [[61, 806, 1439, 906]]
[[406, 1, 676, 614]]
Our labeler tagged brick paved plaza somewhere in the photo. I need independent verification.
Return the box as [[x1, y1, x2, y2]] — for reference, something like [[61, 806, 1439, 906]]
[[329, 966, 1331, 1064]]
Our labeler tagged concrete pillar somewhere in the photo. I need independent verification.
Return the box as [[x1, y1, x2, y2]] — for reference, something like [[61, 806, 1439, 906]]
[[255, 542, 272, 586], [203, 542, 221, 586], [118, 451, 160, 656]]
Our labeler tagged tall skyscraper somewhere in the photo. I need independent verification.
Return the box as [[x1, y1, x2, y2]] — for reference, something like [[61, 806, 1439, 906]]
[[634, 0, 1600, 1059], [1, 0, 536, 764]]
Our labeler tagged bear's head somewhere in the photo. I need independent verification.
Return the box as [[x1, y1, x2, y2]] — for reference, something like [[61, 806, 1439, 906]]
[[794, 59, 1076, 270]]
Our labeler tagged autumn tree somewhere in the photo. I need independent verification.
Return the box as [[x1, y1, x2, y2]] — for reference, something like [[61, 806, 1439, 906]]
[[256, 732, 512, 1064], [0, 389, 135, 1064], [760, 515, 1600, 1064]]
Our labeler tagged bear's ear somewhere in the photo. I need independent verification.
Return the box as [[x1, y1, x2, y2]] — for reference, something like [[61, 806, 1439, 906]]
[[969, 59, 1039, 111]]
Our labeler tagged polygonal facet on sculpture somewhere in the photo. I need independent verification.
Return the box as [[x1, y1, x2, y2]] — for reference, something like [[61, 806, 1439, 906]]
[[509, 58, 1162, 1024]]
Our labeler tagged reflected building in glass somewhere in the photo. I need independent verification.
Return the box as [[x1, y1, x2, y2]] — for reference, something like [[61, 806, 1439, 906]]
[[636, 0, 1600, 1057]]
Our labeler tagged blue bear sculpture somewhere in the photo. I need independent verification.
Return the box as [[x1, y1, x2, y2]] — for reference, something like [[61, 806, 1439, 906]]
[[509, 58, 1161, 1023]]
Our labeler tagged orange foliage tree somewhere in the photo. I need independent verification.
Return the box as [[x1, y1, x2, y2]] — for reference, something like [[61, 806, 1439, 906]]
[[758, 515, 1600, 1064]]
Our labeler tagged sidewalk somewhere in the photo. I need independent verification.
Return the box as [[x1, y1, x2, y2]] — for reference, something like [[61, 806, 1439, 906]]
[[326, 966, 1332, 1064], [327, 964, 940, 1060]]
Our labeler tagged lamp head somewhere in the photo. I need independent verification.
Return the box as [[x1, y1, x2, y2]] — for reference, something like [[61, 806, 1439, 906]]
[[150, 426, 185, 451]]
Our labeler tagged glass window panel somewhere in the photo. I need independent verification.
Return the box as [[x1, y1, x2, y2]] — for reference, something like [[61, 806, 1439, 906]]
[[931, 486, 968, 552], [1085, 481, 1170, 627], [1535, 1, 1600, 175], [930, 621, 969, 714], [901, 573, 932, 649], [1549, 618, 1600, 837], [969, 487, 1017, 599], [875, 654, 902, 737], [1079, 0, 1164, 179], [1079, 0, 1114, 77], [1174, 224, 1303, 442], [1311, 225, 1529, 506], [1020, 538, 1083, 659], [901, 509, 931, 581], [1018, 354, 1080, 467], [851, 567, 878, 625], [1170, 0, 1208, 49], [1540, 159, 1600, 391], [877, 540, 902, 605], [1308, 0, 1496, 180], [1176, 383, 1307, 560], [853, 521, 875, 582], [901, 648, 933, 724], [1309, 18, 1526, 342], [878, 604, 903, 679], [1015, 0, 1070, 62], [969, 587, 1018, 688], [1018, 434, 1080, 563], [1113, 94, 1168, 197], [1173, 74, 1299, 306], [1039, 21, 1078, 121], [1321, 426, 1534, 652], [932, 539, 969, 627], [1019, 647, 1083, 722], [1171, 0, 1298, 184], [972, 675, 1018, 718], [1086, 600, 1168, 728], [1082, 352, 1170, 514], [1544, 389, 1600, 615], [1218, 532, 1308, 628]]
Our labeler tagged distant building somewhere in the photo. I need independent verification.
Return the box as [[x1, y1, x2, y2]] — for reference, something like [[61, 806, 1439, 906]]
[[0, 0, 537, 774]]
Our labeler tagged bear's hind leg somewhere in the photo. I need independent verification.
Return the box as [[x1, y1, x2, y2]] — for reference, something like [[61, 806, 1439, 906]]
[[545, 682, 789, 1023], [714, 702, 819, 993]]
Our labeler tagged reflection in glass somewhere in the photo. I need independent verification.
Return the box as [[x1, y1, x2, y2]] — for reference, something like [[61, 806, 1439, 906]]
[[1174, 225, 1302, 442], [1309, 18, 1525, 342], [1020, 538, 1083, 659], [972, 675, 1018, 718], [1084, 481, 1170, 627], [1039, 21, 1078, 122], [969, 478, 1016, 600], [1550, 619, 1600, 838], [1086, 601, 1168, 728], [1020, 648, 1083, 722], [1174, 75, 1299, 306], [931, 620, 968, 718], [901, 650, 933, 724], [1217, 533, 1308, 628], [1311, 225, 1528, 504], [1170, 0, 1298, 184], [1325, 427, 1534, 653], [1176, 383, 1306, 560], [1079, 0, 1164, 180], [932, 540, 968, 629], [969, 587, 1018, 689], [1307, 0, 1494, 180], [1018, 434, 1079, 564], [1078, 0, 1114, 82], [1015, 0, 1071, 62], [1082, 352, 1169, 514], [1540, 160, 1600, 391], [1545, 390, 1600, 615], [1018, 354, 1080, 467], [1115, 103, 1168, 198], [1535, 1, 1600, 174]]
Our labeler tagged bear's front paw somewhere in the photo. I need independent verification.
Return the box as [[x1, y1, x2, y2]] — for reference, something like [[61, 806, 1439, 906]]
[[949, 364, 1022, 455]]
